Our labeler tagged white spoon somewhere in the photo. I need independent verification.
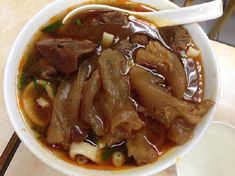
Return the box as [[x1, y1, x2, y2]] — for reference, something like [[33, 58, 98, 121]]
[[62, 0, 223, 27]]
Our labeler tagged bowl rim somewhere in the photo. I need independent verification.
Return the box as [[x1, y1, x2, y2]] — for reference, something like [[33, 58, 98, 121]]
[[4, 0, 220, 175]]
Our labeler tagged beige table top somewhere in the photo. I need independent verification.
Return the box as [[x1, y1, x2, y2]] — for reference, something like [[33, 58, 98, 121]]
[[1, 0, 235, 175]]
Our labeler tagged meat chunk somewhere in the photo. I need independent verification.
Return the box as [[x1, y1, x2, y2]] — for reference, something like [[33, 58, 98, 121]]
[[67, 61, 93, 126], [47, 61, 92, 144], [129, 66, 214, 144], [38, 58, 57, 79], [105, 109, 144, 145], [127, 132, 159, 164], [47, 79, 72, 144], [81, 70, 105, 136], [101, 11, 128, 25], [98, 49, 131, 116], [128, 115, 167, 164], [98, 49, 144, 145], [136, 48, 173, 71], [159, 26, 191, 52], [144, 118, 167, 148], [37, 38, 97, 74], [168, 118, 194, 145], [114, 39, 133, 51], [130, 34, 149, 45], [136, 41, 187, 99], [113, 39, 139, 60]]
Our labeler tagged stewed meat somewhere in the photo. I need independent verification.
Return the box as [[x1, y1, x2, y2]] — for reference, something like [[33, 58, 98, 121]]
[[130, 33, 149, 45], [37, 38, 97, 74], [168, 118, 194, 144], [127, 117, 166, 164], [38, 58, 57, 79], [136, 41, 187, 98], [81, 70, 104, 136], [127, 132, 159, 164], [129, 66, 213, 144], [98, 49, 144, 145], [101, 11, 128, 25], [159, 26, 191, 52], [47, 79, 73, 144], [47, 61, 92, 144]]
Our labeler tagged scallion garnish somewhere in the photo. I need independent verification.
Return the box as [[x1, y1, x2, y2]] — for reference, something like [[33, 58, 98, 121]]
[[42, 20, 63, 33], [101, 147, 113, 160], [18, 72, 28, 89], [76, 19, 82, 25], [33, 77, 39, 90]]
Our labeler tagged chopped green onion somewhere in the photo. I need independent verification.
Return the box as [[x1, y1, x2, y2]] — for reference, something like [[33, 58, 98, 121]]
[[42, 80, 49, 89], [42, 20, 63, 33], [101, 147, 113, 160], [33, 77, 39, 90], [18, 73, 28, 89], [181, 52, 188, 58], [76, 19, 82, 25]]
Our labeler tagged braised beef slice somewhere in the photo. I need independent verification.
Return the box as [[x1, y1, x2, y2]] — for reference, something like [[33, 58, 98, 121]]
[[38, 58, 57, 79], [127, 131, 159, 164], [168, 118, 194, 145], [144, 118, 167, 148], [136, 41, 187, 99], [127, 117, 166, 165], [159, 26, 191, 52], [98, 49, 144, 145], [37, 38, 97, 74], [130, 34, 149, 45], [81, 70, 105, 136], [129, 66, 214, 144], [47, 60, 93, 144], [47, 79, 72, 144], [69, 125, 87, 143], [113, 39, 140, 59], [101, 11, 128, 25], [114, 39, 134, 51]]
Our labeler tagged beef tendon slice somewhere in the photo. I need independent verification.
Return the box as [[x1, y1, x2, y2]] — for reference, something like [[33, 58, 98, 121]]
[[129, 66, 214, 143], [98, 49, 144, 145], [127, 132, 159, 164], [168, 118, 194, 145], [47, 63, 90, 144], [136, 41, 187, 99], [37, 38, 97, 74], [47, 79, 72, 144], [127, 116, 167, 164], [81, 70, 105, 136]]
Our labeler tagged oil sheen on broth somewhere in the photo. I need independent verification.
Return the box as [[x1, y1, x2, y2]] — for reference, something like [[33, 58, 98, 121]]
[[17, 1, 214, 169]]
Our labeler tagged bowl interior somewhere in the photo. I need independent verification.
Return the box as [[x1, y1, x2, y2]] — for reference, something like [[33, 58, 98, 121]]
[[4, 0, 219, 176]]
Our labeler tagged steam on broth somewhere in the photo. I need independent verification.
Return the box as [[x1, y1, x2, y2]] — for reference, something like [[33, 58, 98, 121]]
[[17, 1, 214, 169]]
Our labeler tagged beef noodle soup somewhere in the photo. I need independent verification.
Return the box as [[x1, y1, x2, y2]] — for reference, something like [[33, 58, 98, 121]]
[[17, 1, 214, 169]]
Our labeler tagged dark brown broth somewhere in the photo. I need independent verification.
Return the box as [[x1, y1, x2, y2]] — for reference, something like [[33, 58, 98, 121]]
[[18, 1, 204, 169]]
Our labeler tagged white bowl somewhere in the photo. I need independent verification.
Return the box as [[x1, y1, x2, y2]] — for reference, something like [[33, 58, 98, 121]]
[[4, 0, 220, 175], [176, 122, 235, 176]]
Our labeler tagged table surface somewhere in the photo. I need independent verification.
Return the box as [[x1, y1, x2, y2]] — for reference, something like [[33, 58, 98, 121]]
[[1, 0, 235, 176]]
